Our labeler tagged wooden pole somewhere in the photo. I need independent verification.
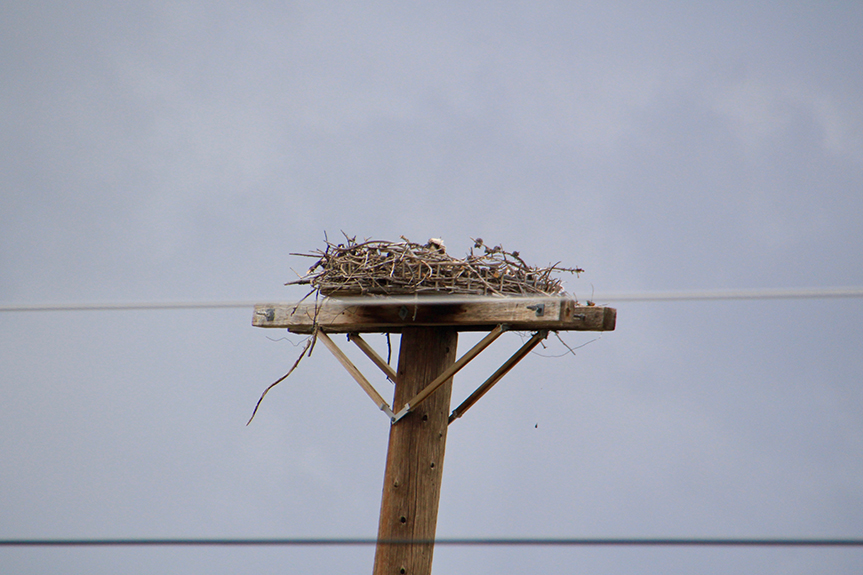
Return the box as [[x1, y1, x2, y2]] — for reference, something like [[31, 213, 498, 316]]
[[373, 326, 458, 575]]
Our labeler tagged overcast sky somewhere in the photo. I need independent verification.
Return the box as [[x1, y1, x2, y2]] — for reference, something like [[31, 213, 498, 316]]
[[2, 1, 862, 573]]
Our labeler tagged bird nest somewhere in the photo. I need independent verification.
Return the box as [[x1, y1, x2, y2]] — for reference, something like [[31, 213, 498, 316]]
[[287, 235, 583, 297]]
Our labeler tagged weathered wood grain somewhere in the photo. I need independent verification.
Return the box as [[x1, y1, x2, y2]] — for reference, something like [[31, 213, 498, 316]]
[[252, 297, 615, 333], [373, 327, 457, 575]]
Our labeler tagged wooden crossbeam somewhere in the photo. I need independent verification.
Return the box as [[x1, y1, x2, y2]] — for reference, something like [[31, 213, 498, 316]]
[[253, 297, 615, 333]]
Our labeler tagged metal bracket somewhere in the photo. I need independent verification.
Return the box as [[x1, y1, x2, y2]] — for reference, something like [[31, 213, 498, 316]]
[[526, 303, 545, 316], [392, 404, 410, 422], [254, 307, 276, 322]]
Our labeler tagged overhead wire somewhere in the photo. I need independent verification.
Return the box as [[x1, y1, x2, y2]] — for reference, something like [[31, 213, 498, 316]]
[[1, 287, 862, 313], [0, 300, 262, 312], [1, 537, 862, 547], [595, 286, 863, 302]]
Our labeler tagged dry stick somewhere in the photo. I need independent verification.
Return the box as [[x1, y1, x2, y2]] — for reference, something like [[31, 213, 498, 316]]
[[553, 331, 579, 356], [538, 331, 599, 358], [247, 335, 314, 425], [293, 238, 576, 297], [307, 295, 321, 356], [332, 239, 386, 253], [464, 263, 504, 296], [538, 263, 558, 292], [290, 287, 317, 315]]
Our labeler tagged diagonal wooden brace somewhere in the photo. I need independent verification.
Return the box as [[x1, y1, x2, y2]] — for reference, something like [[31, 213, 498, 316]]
[[391, 324, 507, 422], [316, 330, 395, 420], [449, 330, 549, 424], [347, 333, 398, 382]]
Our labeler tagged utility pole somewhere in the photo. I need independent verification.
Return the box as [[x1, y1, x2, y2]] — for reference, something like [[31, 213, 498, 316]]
[[373, 327, 457, 574], [254, 297, 615, 574]]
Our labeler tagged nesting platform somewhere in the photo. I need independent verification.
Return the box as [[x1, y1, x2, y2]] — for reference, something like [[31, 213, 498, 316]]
[[253, 296, 616, 334]]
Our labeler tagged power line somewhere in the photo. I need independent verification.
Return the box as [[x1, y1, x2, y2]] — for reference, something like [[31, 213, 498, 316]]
[[597, 286, 863, 302], [1, 537, 862, 547], [1, 286, 862, 313], [0, 300, 261, 312]]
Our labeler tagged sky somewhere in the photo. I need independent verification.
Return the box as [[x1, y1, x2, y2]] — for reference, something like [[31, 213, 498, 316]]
[[2, 1, 862, 573]]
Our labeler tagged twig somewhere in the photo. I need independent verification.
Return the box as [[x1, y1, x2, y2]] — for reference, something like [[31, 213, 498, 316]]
[[531, 332, 600, 358], [247, 335, 314, 425], [285, 236, 582, 297]]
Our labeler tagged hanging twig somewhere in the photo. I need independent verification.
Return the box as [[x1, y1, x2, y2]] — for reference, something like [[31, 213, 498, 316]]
[[246, 335, 314, 425], [531, 332, 600, 358]]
